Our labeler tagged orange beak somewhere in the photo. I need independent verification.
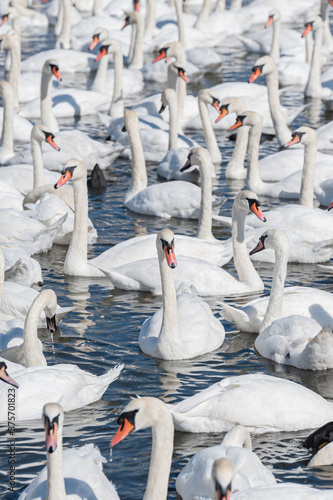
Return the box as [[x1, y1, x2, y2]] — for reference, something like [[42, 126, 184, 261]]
[[250, 201, 267, 222], [111, 418, 135, 448], [89, 35, 99, 51], [0, 15, 8, 27], [212, 98, 220, 113], [54, 170, 72, 189], [265, 16, 273, 29], [215, 106, 228, 123], [228, 117, 243, 131], [330, 0, 333, 7], [164, 243, 177, 268], [45, 134, 60, 151], [51, 66, 62, 82], [134, 0, 140, 11], [250, 238, 265, 255], [153, 49, 167, 64], [178, 69, 190, 84], [0, 363, 19, 388], [45, 420, 58, 453], [95, 46, 108, 62], [283, 134, 301, 148], [249, 67, 261, 83], [302, 23, 313, 38]]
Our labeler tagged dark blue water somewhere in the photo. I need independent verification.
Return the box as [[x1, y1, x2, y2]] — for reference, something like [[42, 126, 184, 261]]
[[1, 0, 333, 498]]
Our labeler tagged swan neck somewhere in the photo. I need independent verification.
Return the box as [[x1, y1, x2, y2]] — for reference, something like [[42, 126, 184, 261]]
[[0, 251, 4, 300], [125, 120, 147, 202], [143, 412, 174, 500], [31, 136, 45, 188], [226, 126, 248, 178], [299, 139, 317, 207], [246, 122, 265, 191], [260, 244, 288, 332], [7, 38, 20, 107], [305, 23, 323, 96], [232, 205, 260, 286], [195, 0, 210, 28], [92, 52, 109, 94], [110, 46, 124, 118], [40, 71, 59, 133], [198, 97, 221, 164], [222, 426, 252, 450], [56, 0, 71, 49], [65, 175, 88, 272], [130, 17, 144, 70], [167, 93, 179, 151], [145, 0, 156, 40], [175, 0, 186, 48], [23, 295, 48, 368], [196, 160, 214, 240], [46, 427, 66, 500], [0, 83, 14, 161], [270, 18, 280, 63], [265, 70, 290, 146]]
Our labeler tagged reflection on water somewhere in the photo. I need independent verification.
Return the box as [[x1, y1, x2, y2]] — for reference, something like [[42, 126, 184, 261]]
[[1, 1, 333, 499]]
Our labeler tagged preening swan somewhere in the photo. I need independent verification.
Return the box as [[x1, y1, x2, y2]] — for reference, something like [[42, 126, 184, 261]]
[[111, 397, 173, 500], [169, 373, 333, 433], [138, 229, 225, 360], [18, 403, 120, 500], [304, 420, 333, 467], [176, 425, 276, 500], [250, 229, 333, 370]]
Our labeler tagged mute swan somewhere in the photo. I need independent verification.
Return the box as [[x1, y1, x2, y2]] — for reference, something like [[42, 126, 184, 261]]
[[169, 373, 333, 433], [304, 420, 333, 467], [20, 47, 98, 74], [0, 79, 32, 145], [19, 403, 120, 499], [250, 229, 333, 370], [0, 361, 18, 388], [0, 291, 123, 422], [176, 425, 276, 500], [111, 397, 173, 500], [94, 189, 266, 296], [231, 483, 333, 500], [139, 229, 225, 360]]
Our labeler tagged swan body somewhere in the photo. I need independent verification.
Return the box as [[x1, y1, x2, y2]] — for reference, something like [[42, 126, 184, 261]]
[[19, 403, 120, 499], [95, 190, 266, 296], [231, 483, 333, 500], [138, 229, 225, 360], [176, 425, 276, 499], [20, 49, 98, 73], [170, 373, 333, 433]]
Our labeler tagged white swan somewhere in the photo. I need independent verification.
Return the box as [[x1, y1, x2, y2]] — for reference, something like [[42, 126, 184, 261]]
[[0, 360, 18, 388], [231, 483, 333, 500], [304, 420, 333, 467], [94, 189, 266, 296], [18, 403, 120, 499], [176, 425, 276, 500], [250, 229, 333, 370], [169, 373, 333, 433], [0, 79, 32, 147], [138, 229, 225, 360], [0, 290, 123, 422], [111, 397, 173, 500]]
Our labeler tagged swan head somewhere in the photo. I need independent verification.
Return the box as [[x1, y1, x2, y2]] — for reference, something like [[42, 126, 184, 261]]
[[249, 55, 276, 83], [212, 458, 234, 500], [0, 7, 20, 26], [250, 228, 288, 256], [174, 65, 190, 84], [123, 109, 138, 133], [95, 38, 121, 62], [43, 403, 64, 454], [228, 110, 262, 131], [153, 41, 184, 64], [156, 229, 177, 269], [234, 190, 267, 221], [121, 10, 142, 30], [159, 88, 177, 113], [31, 124, 60, 151], [198, 88, 220, 113], [111, 397, 173, 448], [54, 159, 86, 189], [283, 126, 317, 148], [216, 97, 246, 123], [40, 289, 58, 333], [265, 8, 280, 29], [181, 147, 212, 176], [0, 33, 18, 52], [304, 420, 333, 452], [43, 59, 62, 82], [0, 361, 19, 389], [89, 27, 109, 51], [302, 14, 322, 38]]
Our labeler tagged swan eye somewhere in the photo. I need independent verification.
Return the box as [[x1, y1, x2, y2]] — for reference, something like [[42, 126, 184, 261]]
[[117, 409, 138, 429]]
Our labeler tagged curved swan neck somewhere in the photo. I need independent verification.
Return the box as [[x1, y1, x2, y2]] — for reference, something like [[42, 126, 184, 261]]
[[144, 405, 174, 499], [66, 174, 88, 272], [145, 0, 156, 40], [0, 82, 14, 162], [46, 425, 66, 500], [299, 137, 317, 207], [196, 156, 214, 241], [124, 115, 147, 202], [270, 16, 280, 63], [198, 94, 221, 164], [226, 126, 248, 178], [24, 293, 51, 367], [232, 203, 261, 286], [305, 21, 324, 97], [56, 0, 71, 49], [31, 134, 45, 188], [195, 0, 210, 28], [174, 0, 186, 48], [41, 71, 59, 134], [260, 243, 288, 332], [165, 90, 178, 150], [222, 426, 252, 450], [6, 36, 20, 108], [130, 14, 144, 70], [155, 251, 183, 358], [109, 43, 124, 118], [305, 30, 314, 64], [91, 51, 109, 94], [265, 68, 290, 145], [246, 121, 265, 192]]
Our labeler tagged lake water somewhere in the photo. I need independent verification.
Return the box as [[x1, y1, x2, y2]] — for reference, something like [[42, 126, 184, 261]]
[[1, 0, 333, 498]]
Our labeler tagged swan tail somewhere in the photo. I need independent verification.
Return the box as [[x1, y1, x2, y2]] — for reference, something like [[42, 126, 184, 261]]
[[304, 326, 333, 369], [97, 364, 124, 387], [218, 301, 252, 331]]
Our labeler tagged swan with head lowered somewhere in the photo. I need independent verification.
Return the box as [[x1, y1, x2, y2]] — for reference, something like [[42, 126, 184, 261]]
[[94, 188, 266, 296], [176, 425, 276, 500], [138, 229, 225, 360], [249, 229, 333, 370], [0, 290, 123, 422], [18, 403, 120, 500], [304, 420, 333, 467], [111, 397, 173, 500]]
